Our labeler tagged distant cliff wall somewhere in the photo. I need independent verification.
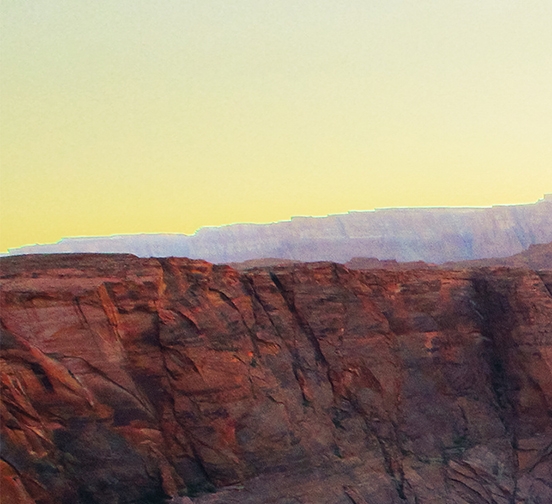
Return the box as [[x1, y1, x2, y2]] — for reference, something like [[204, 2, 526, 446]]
[[7, 197, 552, 263], [1, 254, 552, 503]]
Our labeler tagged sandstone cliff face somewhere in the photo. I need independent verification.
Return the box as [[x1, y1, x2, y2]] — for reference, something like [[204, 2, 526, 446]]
[[1, 254, 552, 503], [6, 196, 552, 263]]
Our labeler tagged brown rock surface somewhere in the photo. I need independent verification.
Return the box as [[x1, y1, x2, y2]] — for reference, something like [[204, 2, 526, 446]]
[[344, 257, 437, 270], [1, 254, 552, 503], [345, 242, 552, 272], [441, 242, 552, 270]]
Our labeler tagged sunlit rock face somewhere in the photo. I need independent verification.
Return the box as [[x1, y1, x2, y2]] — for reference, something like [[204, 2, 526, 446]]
[[7, 196, 552, 263], [1, 254, 552, 503]]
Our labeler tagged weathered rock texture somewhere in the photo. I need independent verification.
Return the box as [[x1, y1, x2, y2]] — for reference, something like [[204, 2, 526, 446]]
[[1, 254, 552, 503], [6, 196, 552, 263]]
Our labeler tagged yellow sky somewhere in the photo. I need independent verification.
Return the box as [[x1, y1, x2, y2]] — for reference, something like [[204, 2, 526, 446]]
[[1, 1, 551, 252]]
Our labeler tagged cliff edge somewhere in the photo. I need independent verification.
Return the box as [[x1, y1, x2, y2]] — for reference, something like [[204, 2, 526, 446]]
[[1, 254, 552, 503]]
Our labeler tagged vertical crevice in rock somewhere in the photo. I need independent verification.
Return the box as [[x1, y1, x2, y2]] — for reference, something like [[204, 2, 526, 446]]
[[270, 272, 334, 391], [208, 286, 262, 361], [242, 274, 312, 404], [471, 273, 519, 504], [536, 271, 552, 299], [240, 274, 284, 352], [73, 297, 90, 330], [347, 394, 407, 502], [268, 271, 330, 369]]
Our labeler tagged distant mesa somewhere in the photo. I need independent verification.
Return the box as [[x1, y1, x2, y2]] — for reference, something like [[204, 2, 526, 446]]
[[6, 196, 552, 264]]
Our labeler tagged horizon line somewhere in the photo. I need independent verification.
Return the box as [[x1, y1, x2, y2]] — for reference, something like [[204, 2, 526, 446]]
[[4, 195, 550, 254]]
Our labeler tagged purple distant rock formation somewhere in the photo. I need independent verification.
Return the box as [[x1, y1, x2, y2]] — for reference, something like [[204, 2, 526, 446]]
[[7, 195, 552, 264]]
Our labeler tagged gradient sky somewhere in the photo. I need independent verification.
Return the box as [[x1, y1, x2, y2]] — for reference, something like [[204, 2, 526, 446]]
[[1, 1, 551, 252]]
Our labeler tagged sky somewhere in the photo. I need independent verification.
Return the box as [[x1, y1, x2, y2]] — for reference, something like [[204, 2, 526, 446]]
[[1, 1, 551, 253]]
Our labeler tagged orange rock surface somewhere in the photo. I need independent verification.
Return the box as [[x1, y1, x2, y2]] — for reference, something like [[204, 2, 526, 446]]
[[1, 254, 551, 503]]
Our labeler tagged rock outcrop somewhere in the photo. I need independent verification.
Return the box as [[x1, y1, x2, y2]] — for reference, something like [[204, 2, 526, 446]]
[[440, 242, 552, 270], [1, 254, 552, 503], [344, 242, 552, 272], [6, 196, 552, 264]]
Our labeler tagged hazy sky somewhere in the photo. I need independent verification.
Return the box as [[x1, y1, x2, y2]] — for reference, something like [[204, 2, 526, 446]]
[[1, 1, 551, 252]]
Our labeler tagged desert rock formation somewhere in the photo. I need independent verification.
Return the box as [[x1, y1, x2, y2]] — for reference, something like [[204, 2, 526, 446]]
[[344, 242, 552, 272], [1, 254, 552, 503], [6, 196, 552, 264]]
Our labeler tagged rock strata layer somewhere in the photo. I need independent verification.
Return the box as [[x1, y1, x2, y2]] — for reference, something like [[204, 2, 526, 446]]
[[1, 254, 552, 503], [6, 196, 552, 263]]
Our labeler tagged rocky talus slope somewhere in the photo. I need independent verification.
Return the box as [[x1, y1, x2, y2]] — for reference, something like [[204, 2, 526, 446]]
[[1, 254, 552, 503]]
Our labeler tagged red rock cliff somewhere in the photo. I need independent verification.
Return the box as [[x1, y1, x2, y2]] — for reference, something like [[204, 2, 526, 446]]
[[1, 254, 551, 503]]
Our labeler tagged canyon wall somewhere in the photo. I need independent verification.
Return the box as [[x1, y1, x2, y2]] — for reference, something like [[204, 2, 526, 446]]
[[6, 196, 552, 263], [1, 254, 552, 503]]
